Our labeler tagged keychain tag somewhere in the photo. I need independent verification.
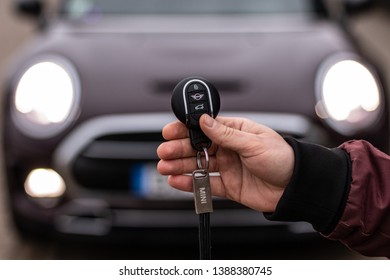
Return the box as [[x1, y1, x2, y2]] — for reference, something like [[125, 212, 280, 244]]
[[192, 169, 213, 214]]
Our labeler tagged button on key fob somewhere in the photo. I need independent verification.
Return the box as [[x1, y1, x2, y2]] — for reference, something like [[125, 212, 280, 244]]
[[172, 77, 220, 151]]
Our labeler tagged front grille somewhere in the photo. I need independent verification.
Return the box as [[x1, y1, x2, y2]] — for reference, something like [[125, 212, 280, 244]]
[[72, 132, 164, 193]]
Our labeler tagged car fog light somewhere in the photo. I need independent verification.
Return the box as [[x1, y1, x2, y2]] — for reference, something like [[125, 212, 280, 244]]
[[24, 168, 66, 198]]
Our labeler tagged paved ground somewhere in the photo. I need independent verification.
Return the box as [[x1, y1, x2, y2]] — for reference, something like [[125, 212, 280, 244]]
[[0, 1, 389, 259]]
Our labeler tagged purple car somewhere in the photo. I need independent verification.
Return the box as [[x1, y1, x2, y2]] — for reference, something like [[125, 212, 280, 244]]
[[3, 0, 387, 244]]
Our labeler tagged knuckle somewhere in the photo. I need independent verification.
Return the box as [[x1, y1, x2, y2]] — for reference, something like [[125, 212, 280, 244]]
[[219, 125, 235, 144]]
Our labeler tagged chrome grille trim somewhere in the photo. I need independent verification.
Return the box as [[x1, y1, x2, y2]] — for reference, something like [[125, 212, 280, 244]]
[[82, 141, 161, 160]]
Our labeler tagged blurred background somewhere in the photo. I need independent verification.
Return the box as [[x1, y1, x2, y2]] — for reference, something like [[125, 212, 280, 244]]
[[0, 0, 389, 259]]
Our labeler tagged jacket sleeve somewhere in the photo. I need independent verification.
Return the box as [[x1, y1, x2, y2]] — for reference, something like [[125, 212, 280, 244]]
[[325, 140, 390, 258], [264, 138, 390, 258]]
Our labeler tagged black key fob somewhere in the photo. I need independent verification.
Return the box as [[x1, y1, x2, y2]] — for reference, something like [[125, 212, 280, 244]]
[[172, 77, 220, 151]]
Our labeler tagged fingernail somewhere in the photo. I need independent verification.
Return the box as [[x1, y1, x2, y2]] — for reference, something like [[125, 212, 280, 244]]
[[203, 114, 214, 128]]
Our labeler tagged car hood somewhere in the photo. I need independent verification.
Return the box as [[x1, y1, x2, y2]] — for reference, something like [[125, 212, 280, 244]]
[[11, 15, 355, 122]]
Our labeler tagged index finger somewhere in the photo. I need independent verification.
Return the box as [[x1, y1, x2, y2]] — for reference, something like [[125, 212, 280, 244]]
[[162, 120, 189, 140]]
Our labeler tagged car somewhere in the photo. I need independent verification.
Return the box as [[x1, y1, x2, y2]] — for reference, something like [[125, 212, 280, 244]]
[[2, 0, 388, 247]]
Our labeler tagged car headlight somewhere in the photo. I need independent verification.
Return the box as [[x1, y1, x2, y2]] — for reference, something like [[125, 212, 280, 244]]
[[315, 54, 383, 136], [12, 56, 81, 138]]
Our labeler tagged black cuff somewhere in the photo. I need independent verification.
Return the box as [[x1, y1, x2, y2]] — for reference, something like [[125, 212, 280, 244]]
[[264, 137, 351, 235]]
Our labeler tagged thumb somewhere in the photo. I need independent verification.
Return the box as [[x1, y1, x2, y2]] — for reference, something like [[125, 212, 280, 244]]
[[200, 114, 250, 153]]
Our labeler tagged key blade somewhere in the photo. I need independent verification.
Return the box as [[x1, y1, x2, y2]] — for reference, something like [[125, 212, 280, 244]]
[[192, 169, 213, 214]]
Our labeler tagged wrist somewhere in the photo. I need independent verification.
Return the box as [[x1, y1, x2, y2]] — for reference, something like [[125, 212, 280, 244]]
[[264, 137, 351, 234]]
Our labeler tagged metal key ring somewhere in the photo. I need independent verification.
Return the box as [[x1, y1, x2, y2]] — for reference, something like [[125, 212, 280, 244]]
[[196, 146, 209, 171]]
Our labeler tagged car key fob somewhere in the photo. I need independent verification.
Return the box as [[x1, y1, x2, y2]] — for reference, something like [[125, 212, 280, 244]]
[[172, 77, 220, 151]]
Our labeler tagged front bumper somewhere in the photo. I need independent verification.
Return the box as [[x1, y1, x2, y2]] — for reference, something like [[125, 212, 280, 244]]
[[3, 112, 366, 239]]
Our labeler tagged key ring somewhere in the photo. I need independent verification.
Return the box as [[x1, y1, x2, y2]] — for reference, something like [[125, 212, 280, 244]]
[[196, 146, 209, 171]]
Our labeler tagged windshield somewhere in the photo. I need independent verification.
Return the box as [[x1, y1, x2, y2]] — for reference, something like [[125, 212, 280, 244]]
[[63, 0, 315, 18]]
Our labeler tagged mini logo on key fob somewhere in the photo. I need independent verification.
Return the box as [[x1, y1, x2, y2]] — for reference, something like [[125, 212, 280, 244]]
[[191, 93, 204, 101]]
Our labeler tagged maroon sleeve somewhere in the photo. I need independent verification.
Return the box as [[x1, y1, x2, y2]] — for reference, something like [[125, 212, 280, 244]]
[[325, 140, 390, 258]]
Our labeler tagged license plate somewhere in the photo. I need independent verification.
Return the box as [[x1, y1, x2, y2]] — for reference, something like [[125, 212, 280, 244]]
[[131, 163, 192, 200]]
